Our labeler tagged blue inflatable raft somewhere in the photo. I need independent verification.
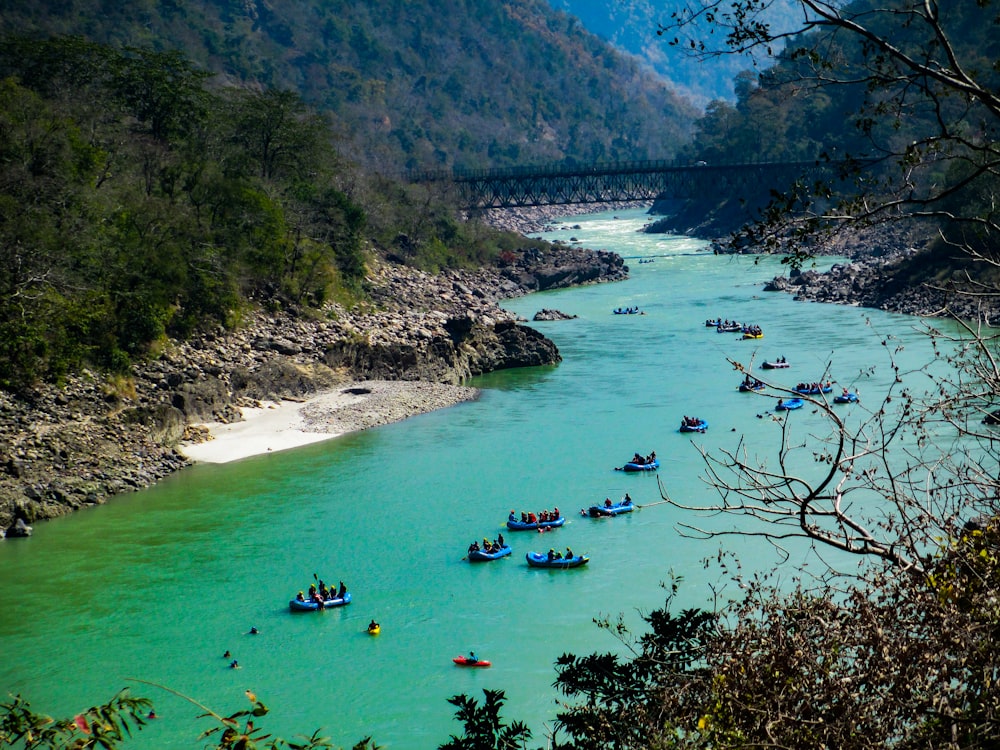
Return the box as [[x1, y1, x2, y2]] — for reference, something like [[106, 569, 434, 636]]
[[289, 592, 352, 612], [586, 499, 634, 517], [506, 516, 566, 531], [618, 459, 659, 472], [775, 398, 804, 411], [679, 419, 708, 433], [468, 544, 512, 562], [525, 551, 589, 568]]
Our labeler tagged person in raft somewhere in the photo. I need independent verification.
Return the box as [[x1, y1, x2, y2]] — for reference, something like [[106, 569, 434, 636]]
[[512, 510, 559, 523]]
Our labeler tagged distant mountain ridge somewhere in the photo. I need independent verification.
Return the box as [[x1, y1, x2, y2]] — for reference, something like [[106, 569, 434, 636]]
[[548, 0, 802, 104], [0, 0, 699, 170]]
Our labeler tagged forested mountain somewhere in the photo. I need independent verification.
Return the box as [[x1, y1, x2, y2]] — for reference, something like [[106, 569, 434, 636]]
[[548, 0, 802, 104], [682, 1, 1000, 167], [0, 0, 698, 171], [643, 0, 1000, 257]]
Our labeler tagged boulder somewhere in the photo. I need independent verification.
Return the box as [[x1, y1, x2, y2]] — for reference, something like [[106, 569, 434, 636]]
[[533, 309, 578, 321], [170, 376, 235, 423], [123, 404, 188, 446], [484, 321, 562, 370], [7, 517, 32, 538]]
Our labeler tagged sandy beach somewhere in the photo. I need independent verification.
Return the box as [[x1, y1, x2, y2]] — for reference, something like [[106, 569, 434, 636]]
[[178, 380, 481, 464]]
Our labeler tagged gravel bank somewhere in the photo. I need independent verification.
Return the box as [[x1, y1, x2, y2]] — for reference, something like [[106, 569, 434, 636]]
[[299, 381, 480, 435]]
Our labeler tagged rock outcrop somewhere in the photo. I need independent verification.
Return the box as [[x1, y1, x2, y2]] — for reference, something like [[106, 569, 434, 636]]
[[533, 309, 578, 321], [646, 197, 992, 321], [496, 246, 627, 290], [759, 223, 1000, 321], [324, 317, 561, 383]]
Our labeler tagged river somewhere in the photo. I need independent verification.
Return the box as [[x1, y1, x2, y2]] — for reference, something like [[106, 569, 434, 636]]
[[0, 207, 947, 749]]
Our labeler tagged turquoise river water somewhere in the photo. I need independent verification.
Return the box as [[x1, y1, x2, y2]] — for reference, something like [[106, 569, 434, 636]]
[[0, 207, 951, 748]]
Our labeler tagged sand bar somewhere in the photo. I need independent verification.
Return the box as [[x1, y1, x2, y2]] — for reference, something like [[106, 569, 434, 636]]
[[178, 380, 481, 464]]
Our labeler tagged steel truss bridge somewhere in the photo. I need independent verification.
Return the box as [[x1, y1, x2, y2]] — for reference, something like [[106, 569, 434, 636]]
[[409, 159, 867, 209]]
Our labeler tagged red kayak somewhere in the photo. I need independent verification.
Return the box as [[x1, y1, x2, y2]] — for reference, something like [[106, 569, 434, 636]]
[[453, 656, 491, 667]]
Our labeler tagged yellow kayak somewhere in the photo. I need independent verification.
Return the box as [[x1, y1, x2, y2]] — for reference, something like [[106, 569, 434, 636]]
[[367, 624, 381, 636]]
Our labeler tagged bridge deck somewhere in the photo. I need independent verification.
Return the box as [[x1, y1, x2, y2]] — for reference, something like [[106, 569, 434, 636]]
[[410, 159, 870, 209]]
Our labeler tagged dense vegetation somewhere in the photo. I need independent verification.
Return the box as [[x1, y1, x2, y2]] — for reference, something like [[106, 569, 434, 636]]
[[666, 0, 1000, 162], [650, 0, 1000, 287], [0, 37, 544, 391], [679, 0, 1000, 190], [0, 0, 698, 171]]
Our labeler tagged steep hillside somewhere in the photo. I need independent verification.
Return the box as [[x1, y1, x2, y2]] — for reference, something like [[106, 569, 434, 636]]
[[1, 0, 699, 170], [549, 0, 802, 104], [657, 0, 1000, 322]]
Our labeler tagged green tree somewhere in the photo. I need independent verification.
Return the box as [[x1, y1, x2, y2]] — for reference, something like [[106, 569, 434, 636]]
[[0, 76, 103, 386], [551, 587, 716, 750], [222, 88, 331, 181], [112, 47, 211, 142], [438, 689, 532, 750], [0, 689, 152, 748], [0, 687, 380, 750]]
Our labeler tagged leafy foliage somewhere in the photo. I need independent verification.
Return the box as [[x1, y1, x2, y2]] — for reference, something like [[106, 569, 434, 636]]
[[0, 689, 151, 748], [438, 689, 532, 750], [0, 687, 380, 750], [551, 588, 716, 750], [530, 519, 1000, 749]]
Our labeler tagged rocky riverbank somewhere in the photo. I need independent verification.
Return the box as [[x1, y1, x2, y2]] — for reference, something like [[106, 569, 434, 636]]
[[647, 196, 1000, 321], [760, 223, 1000, 321], [0, 239, 627, 538], [478, 200, 652, 235]]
